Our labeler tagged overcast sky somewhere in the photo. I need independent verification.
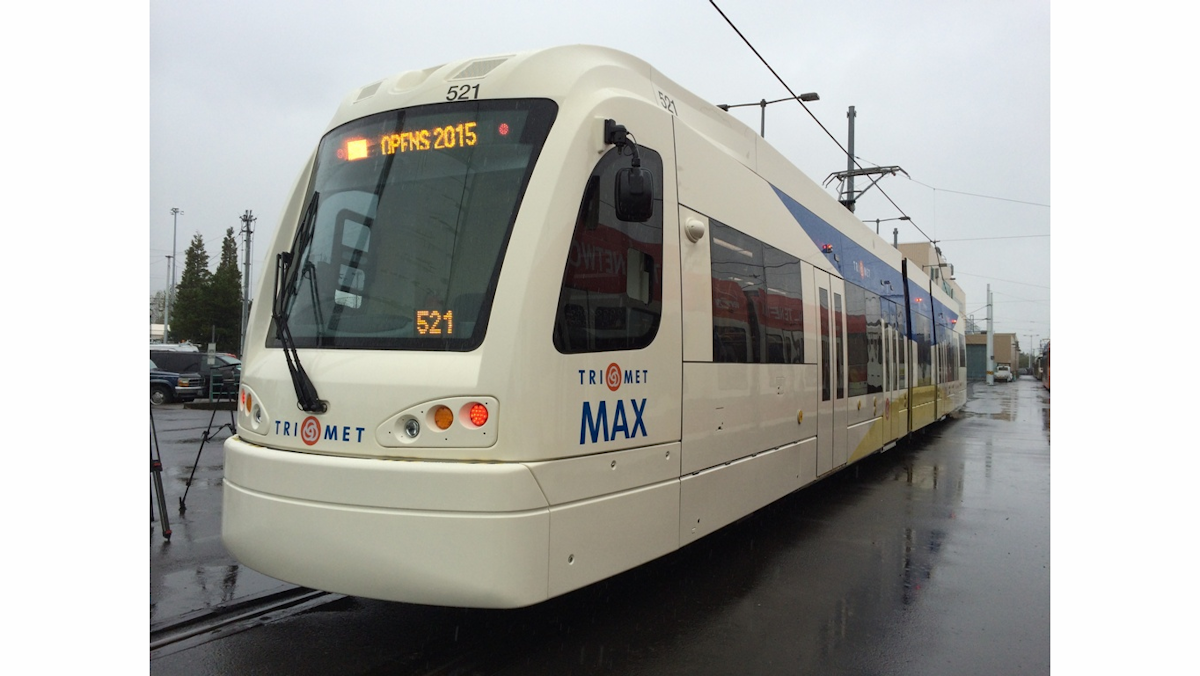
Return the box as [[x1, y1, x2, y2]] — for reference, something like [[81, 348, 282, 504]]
[[149, 0, 1050, 345]]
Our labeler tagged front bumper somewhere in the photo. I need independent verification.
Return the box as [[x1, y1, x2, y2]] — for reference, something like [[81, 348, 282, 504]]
[[221, 435, 553, 608]]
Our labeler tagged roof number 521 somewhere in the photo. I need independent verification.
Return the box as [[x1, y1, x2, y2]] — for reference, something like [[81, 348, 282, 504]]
[[447, 84, 480, 101], [656, 90, 678, 116]]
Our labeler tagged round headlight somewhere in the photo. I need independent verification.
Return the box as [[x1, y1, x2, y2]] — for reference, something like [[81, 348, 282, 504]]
[[404, 418, 421, 439]]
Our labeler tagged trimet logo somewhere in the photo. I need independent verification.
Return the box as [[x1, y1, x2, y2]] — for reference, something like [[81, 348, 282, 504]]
[[605, 363, 622, 391], [275, 416, 366, 446], [300, 416, 322, 445]]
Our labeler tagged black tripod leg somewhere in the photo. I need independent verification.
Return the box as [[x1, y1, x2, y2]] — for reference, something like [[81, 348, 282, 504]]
[[178, 407, 222, 513], [151, 405, 172, 540], [178, 436, 208, 514], [152, 458, 172, 540]]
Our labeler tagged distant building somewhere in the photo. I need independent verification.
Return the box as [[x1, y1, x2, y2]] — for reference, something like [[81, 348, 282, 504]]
[[966, 332, 1020, 381], [895, 242, 964, 310]]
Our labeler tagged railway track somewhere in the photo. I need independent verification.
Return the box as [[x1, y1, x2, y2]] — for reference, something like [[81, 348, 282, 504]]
[[150, 587, 343, 658]]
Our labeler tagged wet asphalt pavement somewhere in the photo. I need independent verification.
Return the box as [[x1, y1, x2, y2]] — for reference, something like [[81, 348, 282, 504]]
[[150, 403, 295, 630], [150, 377, 1049, 674]]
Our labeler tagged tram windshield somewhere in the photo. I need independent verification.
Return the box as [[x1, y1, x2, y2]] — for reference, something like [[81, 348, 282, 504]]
[[273, 99, 558, 350]]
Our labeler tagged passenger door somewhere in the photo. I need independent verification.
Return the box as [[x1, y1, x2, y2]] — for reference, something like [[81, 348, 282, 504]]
[[831, 280, 848, 469], [815, 270, 848, 475]]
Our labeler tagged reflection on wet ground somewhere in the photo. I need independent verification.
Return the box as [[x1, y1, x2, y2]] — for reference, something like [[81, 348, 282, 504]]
[[152, 379, 1050, 675]]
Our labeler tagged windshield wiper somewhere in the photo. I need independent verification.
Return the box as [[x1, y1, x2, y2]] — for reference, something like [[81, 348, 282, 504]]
[[273, 192, 328, 413], [300, 261, 325, 338]]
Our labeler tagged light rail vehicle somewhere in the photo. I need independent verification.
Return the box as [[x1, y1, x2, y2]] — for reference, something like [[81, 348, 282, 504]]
[[223, 45, 967, 608]]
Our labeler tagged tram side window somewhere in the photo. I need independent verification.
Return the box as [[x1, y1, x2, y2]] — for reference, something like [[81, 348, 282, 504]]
[[935, 316, 959, 383], [866, 288, 883, 394], [946, 336, 956, 382], [834, 293, 845, 399], [895, 302, 907, 389], [553, 147, 664, 354], [764, 246, 804, 363], [933, 325, 942, 384], [709, 220, 803, 364], [940, 342, 947, 384], [820, 288, 831, 401], [846, 284, 868, 396], [913, 310, 932, 387], [846, 284, 884, 396], [710, 220, 763, 363]]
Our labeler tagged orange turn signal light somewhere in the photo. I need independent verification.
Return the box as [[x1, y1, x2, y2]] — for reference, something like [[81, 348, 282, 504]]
[[432, 405, 454, 430]]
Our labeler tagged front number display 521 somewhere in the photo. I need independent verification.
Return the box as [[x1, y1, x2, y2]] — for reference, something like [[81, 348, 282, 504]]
[[446, 85, 480, 101]]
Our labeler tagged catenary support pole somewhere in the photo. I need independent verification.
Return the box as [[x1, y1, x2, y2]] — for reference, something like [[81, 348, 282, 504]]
[[986, 285, 994, 385], [845, 106, 856, 212], [239, 210, 256, 356], [165, 208, 183, 343]]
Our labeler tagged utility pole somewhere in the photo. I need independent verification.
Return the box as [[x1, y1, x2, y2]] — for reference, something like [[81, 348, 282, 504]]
[[239, 210, 256, 356], [986, 285, 995, 385], [825, 107, 906, 213], [843, 106, 856, 212], [165, 208, 183, 343], [160, 255, 172, 339]]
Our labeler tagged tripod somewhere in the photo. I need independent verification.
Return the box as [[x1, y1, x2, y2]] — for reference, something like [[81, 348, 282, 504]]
[[178, 396, 237, 514], [150, 404, 172, 541]]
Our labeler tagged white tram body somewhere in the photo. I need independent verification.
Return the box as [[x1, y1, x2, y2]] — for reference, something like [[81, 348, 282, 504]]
[[223, 45, 967, 608]]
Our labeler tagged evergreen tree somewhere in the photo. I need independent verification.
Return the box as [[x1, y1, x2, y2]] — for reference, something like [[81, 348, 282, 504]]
[[150, 290, 166, 324], [210, 228, 244, 353], [171, 233, 211, 344]]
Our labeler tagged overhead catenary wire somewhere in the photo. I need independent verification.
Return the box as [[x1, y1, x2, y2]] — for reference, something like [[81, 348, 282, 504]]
[[953, 271, 1050, 290], [707, 0, 935, 245], [907, 177, 1050, 208], [937, 234, 1049, 242], [854, 154, 1052, 209]]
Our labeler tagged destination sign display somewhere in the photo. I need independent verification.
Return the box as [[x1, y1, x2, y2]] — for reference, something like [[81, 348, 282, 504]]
[[338, 121, 493, 161]]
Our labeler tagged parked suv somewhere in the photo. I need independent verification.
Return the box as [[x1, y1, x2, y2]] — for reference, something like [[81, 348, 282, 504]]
[[150, 349, 242, 397], [994, 364, 1014, 383], [150, 359, 202, 405]]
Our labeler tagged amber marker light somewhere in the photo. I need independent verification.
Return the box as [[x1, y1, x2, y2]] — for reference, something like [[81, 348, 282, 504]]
[[346, 138, 369, 160], [468, 403, 489, 427], [432, 405, 454, 430]]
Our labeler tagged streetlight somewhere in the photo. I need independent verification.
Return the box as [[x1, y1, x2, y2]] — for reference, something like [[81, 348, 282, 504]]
[[863, 216, 910, 235], [161, 254, 172, 341], [717, 92, 820, 138], [164, 207, 183, 343]]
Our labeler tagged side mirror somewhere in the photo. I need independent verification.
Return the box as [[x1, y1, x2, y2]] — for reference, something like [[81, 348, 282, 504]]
[[605, 118, 655, 222], [615, 166, 654, 222]]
